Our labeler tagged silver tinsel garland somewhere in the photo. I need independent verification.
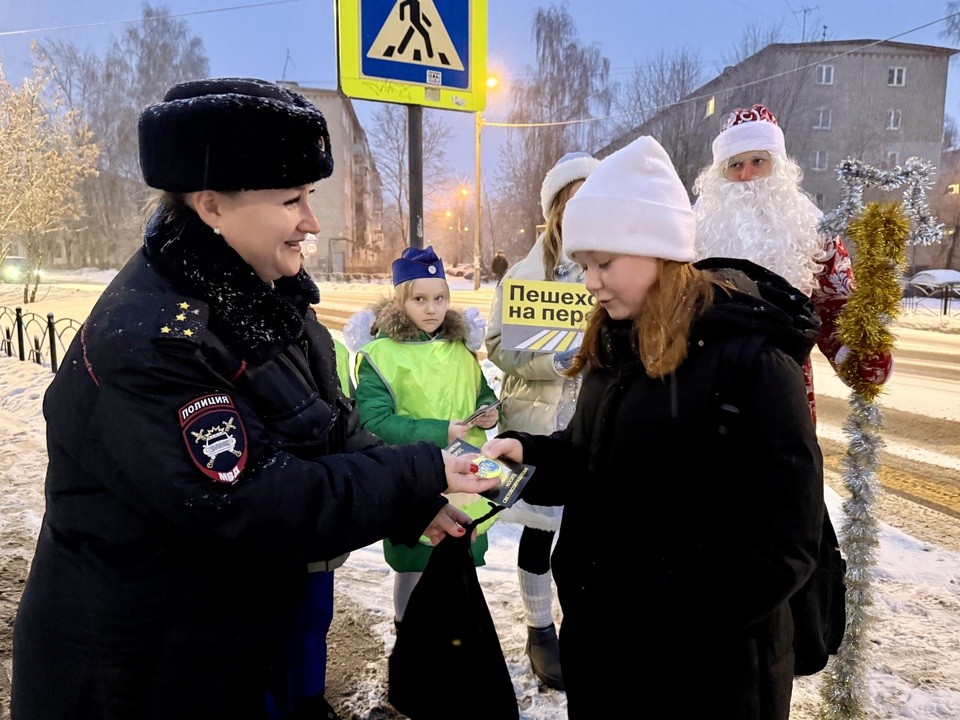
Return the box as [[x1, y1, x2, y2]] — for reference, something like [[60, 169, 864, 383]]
[[819, 157, 942, 246], [815, 158, 940, 720], [818, 398, 883, 720]]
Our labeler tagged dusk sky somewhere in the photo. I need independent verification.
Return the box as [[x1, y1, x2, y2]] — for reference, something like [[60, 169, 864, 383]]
[[1, 0, 957, 180]]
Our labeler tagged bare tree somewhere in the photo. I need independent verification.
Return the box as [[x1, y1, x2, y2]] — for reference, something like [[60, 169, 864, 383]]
[[0, 63, 99, 302], [943, 2, 960, 47], [36, 2, 209, 268], [367, 103, 453, 251], [722, 23, 787, 67], [609, 48, 705, 190], [494, 4, 613, 245], [944, 115, 959, 151], [716, 24, 818, 137], [926, 123, 960, 271]]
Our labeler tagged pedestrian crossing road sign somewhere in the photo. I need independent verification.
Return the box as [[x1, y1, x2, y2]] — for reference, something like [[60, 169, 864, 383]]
[[337, 0, 487, 112], [499, 279, 595, 353]]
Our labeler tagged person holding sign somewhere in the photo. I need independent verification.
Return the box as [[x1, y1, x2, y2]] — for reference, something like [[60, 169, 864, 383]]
[[481, 136, 824, 718], [351, 246, 501, 627], [484, 151, 599, 691]]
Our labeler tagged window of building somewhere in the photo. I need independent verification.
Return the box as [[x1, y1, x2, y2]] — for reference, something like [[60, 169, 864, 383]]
[[816, 65, 834, 85], [811, 150, 828, 171], [813, 108, 831, 129], [888, 67, 906, 86], [886, 151, 899, 168], [814, 192, 825, 209], [887, 109, 902, 130], [704, 96, 715, 118]]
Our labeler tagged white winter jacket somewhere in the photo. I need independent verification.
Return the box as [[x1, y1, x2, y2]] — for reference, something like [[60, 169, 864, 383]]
[[484, 234, 583, 530]]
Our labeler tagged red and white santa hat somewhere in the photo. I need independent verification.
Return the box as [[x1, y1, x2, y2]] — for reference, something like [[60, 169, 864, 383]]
[[711, 103, 786, 164]]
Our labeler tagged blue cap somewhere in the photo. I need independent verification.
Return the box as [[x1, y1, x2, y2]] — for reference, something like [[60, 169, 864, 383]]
[[391, 245, 446, 286]]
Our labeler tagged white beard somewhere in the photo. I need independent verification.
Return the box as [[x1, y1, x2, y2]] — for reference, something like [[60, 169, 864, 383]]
[[694, 169, 826, 295]]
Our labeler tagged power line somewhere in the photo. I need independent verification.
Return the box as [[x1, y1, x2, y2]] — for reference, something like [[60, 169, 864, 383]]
[[0, 0, 304, 38], [488, 10, 960, 131], [2, 1, 955, 134]]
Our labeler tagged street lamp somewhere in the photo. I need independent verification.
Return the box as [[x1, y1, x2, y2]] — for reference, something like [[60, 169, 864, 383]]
[[473, 75, 500, 290]]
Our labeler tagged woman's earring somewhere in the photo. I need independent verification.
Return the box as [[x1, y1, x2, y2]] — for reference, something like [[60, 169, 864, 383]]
[[213, 227, 221, 235]]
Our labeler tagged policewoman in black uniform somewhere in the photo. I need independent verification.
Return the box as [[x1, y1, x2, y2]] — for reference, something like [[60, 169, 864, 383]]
[[10, 77, 498, 720]]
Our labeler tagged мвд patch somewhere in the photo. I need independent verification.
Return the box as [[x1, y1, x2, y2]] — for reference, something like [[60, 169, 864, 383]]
[[179, 393, 248, 484]]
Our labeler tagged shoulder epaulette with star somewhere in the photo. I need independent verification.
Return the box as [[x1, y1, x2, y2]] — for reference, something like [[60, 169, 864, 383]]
[[156, 298, 210, 341]]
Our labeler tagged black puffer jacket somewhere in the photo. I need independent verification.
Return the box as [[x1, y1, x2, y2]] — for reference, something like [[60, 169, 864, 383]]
[[506, 258, 824, 720], [12, 208, 448, 720]]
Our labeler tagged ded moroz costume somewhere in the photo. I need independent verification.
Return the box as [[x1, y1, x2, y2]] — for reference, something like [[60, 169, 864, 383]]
[[693, 104, 893, 423]]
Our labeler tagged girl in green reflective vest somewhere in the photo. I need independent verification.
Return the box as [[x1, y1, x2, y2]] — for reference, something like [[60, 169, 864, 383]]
[[352, 246, 500, 624]]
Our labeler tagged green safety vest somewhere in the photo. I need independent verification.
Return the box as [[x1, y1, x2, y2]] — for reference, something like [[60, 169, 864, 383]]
[[360, 336, 498, 552], [332, 337, 352, 396]]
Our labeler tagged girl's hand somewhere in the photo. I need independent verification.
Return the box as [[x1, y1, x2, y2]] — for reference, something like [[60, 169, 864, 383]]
[[472, 406, 500, 430], [480, 437, 523, 464], [447, 420, 471, 444]]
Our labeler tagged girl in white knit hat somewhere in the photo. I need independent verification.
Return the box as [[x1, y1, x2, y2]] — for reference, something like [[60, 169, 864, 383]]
[[482, 135, 824, 719]]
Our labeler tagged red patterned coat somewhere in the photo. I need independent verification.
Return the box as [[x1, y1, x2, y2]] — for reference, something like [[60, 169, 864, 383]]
[[804, 234, 893, 424]]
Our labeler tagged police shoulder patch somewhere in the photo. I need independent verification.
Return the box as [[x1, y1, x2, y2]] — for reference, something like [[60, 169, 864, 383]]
[[179, 393, 248, 484]]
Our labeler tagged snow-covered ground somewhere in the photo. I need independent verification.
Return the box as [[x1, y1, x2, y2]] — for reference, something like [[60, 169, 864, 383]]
[[2, 270, 960, 717]]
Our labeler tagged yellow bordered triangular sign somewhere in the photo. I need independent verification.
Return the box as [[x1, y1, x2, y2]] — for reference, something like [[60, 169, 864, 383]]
[[368, 0, 464, 71], [337, 0, 487, 113]]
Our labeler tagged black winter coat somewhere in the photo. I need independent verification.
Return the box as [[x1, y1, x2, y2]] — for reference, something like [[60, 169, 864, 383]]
[[11, 208, 448, 720], [507, 259, 825, 720]]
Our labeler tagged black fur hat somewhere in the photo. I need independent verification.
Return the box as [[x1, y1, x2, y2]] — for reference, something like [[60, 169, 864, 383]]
[[138, 77, 333, 192]]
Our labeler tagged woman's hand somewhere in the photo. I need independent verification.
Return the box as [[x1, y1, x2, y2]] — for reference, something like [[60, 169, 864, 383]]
[[422, 503, 473, 545], [480, 437, 524, 464], [442, 450, 500, 496]]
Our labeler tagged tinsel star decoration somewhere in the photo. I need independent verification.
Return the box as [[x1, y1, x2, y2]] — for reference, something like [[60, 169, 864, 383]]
[[820, 157, 943, 247], [815, 159, 939, 720]]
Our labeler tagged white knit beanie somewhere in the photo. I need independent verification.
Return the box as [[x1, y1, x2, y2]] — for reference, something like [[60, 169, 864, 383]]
[[540, 151, 600, 219], [563, 136, 695, 262], [711, 103, 786, 164]]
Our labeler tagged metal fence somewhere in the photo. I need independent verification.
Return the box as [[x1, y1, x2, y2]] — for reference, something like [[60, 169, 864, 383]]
[[0, 306, 81, 373], [0, 292, 955, 376], [899, 284, 960, 318]]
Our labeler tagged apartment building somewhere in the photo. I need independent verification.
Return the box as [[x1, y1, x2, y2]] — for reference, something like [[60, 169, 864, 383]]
[[281, 83, 384, 275], [603, 40, 955, 221]]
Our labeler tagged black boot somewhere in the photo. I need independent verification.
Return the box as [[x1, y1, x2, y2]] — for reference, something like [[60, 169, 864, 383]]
[[526, 624, 564, 691], [290, 693, 342, 720]]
